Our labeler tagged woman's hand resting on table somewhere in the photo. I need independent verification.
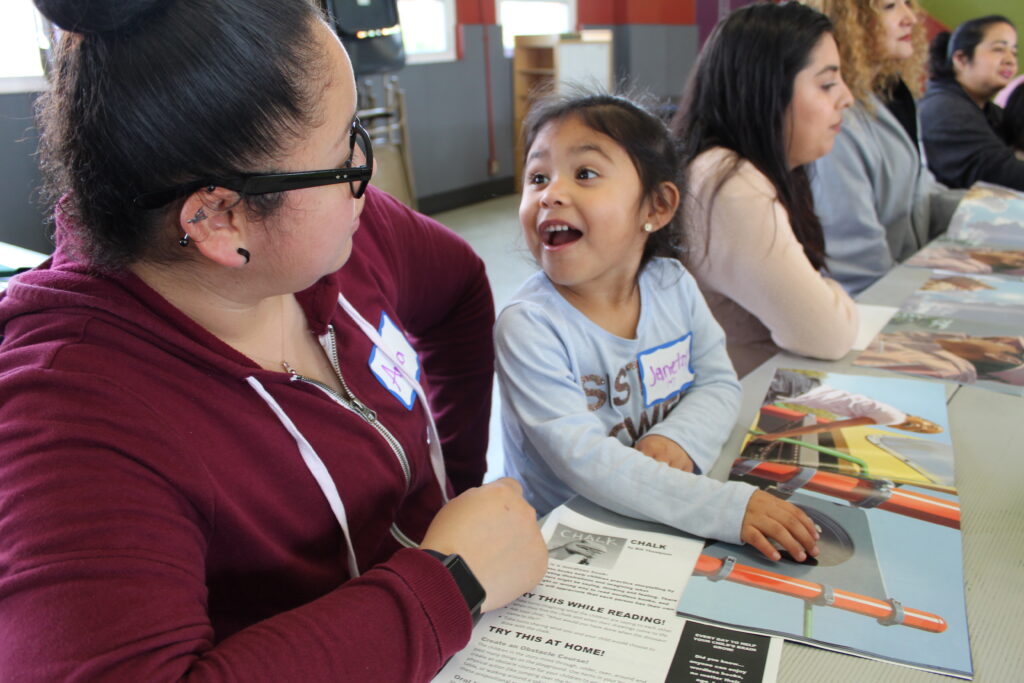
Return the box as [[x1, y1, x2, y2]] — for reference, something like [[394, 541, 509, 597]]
[[421, 477, 548, 612]]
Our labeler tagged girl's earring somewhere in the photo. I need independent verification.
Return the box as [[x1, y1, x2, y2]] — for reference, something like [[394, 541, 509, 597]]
[[179, 234, 191, 247], [643, 223, 654, 233]]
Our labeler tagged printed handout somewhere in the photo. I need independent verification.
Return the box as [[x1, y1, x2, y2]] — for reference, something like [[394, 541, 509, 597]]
[[665, 620, 782, 683], [434, 498, 711, 683]]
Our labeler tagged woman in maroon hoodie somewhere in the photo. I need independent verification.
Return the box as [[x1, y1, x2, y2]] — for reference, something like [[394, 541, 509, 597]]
[[0, 0, 546, 679]]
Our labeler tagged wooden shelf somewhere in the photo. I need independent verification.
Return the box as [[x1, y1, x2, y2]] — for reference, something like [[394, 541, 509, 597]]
[[512, 30, 613, 188]]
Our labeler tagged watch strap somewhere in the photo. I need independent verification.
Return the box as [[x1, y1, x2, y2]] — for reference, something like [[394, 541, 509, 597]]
[[423, 549, 486, 625]]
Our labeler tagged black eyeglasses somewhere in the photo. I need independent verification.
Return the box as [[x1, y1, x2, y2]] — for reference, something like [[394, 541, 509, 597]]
[[133, 118, 374, 210]]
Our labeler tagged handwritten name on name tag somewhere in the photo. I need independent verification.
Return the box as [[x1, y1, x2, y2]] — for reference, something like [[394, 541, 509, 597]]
[[638, 333, 695, 408], [369, 312, 420, 410]]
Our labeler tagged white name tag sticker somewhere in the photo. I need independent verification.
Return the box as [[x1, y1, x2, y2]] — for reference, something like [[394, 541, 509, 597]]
[[369, 312, 420, 410], [638, 333, 695, 408]]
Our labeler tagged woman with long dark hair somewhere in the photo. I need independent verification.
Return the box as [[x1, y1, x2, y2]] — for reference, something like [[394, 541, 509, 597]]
[[920, 15, 1024, 190], [673, 2, 858, 377]]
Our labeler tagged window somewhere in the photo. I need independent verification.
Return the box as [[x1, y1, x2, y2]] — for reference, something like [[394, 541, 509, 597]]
[[495, 0, 576, 53], [0, 0, 49, 92], [397, 0, 457, 64]]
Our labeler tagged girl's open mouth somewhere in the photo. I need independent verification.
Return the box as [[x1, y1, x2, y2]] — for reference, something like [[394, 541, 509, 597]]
[[543, 224, 583, 247]]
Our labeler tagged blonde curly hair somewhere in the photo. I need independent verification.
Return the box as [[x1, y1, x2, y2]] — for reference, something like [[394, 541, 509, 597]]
[[802, 0, 927, 109]]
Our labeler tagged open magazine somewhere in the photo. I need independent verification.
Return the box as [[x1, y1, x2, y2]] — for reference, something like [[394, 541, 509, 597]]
[[434, 497, 782, 683], [944, 182, 1024, 247], [905, 239, 1024, 281], [675, 369, 972, 679], [855, 270, 1024, 397], [855, 183, 1024, 397]]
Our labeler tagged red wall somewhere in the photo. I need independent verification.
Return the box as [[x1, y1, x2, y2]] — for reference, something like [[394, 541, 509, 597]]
[[456, 0, 495, 25], [578, 0, 695, 25], [457, 0, 939, 31], [456, 0, 695, 26], [923, 13, 949, 41]]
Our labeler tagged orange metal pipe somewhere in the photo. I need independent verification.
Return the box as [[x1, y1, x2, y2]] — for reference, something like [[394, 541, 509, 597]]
[[760, 404, 807, 420], [735, 459, 961, 530], [694, 555, 947, 633]]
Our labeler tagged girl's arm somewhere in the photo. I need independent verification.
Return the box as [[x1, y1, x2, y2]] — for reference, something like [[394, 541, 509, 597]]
[[638, 269, 743, 476], [495, 301, 753, 545]]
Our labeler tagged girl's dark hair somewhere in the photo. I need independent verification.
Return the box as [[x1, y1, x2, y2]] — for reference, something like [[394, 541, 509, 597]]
[[671, 2, 833, 271], [521, 91, 684, 271], [34, 0, 326, 271], [928, 16, 1014, 82]]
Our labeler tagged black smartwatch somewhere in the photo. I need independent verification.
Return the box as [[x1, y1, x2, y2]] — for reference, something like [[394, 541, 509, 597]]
[[423, 549, 486, 626]]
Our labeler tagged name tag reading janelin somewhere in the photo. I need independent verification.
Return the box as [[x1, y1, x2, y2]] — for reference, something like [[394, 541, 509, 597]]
[[637, 333, 695, 408], [369, 312, 420, 410]]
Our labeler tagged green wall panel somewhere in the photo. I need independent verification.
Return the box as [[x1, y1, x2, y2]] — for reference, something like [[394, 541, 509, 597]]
[[921, 0, 1023, 36]]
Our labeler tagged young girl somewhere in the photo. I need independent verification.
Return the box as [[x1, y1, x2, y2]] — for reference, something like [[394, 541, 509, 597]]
[[920, 15, 1024, 191], [673, 2, 858, 377], [495, 93, 820, 562], [802, 0, 963, 295]]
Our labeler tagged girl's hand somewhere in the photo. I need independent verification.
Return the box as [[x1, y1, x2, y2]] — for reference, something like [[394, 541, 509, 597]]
[[421, 478, 548, 613], [636, 434, 695, 472], [740, 490, 820, 562]]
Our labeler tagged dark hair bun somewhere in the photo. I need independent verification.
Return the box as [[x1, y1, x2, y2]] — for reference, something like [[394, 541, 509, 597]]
[[927, 31, 954, 80], [34, 0, 167, 35]]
